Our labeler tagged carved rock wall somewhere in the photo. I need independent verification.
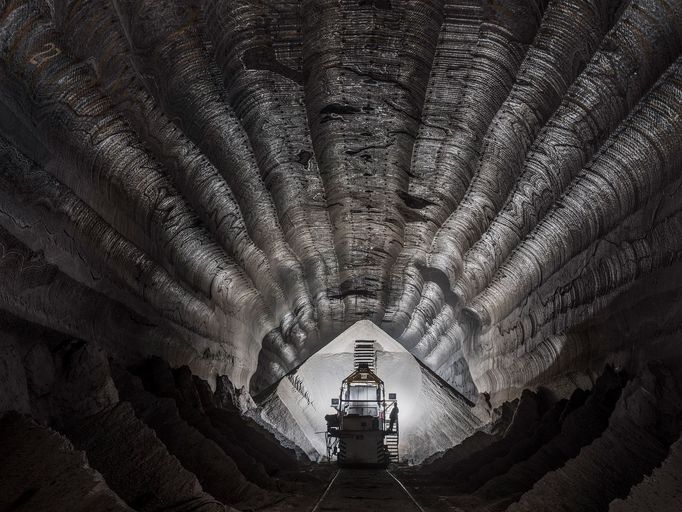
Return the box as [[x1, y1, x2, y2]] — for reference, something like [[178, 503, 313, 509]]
[[0, 0, 680, 405]]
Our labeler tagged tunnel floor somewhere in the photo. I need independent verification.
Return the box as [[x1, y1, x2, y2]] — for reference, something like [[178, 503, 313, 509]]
[[310, 468, 424, 512]]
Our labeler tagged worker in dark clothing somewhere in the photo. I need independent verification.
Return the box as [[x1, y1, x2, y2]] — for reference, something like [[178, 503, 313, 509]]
[[388, 403, 399, 432]]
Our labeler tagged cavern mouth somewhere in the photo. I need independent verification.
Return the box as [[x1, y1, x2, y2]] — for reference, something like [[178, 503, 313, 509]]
[[254, 320, 481, 466], [2, 0, 682, 510]]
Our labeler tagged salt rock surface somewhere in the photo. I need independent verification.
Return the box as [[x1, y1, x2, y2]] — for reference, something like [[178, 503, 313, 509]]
[[256, 320, 483, 463]]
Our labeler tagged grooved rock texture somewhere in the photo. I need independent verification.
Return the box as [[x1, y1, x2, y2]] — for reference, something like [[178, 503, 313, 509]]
[[0, 414, 132, 512], [609, 437, 682, 512], [65, 402, 228, 512], [0, 322, 325, 511], [398, 365, 682, 512], [1, 0, 682, 509], [1, 0, 680, 406]]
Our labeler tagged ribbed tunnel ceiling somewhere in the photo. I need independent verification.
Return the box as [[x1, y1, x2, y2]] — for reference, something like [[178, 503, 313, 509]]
[[1, 0, 682, 404]]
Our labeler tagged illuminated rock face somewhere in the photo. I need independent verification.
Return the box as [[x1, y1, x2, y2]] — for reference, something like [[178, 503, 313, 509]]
[[0, 2, 682, 509], [0, 0, 681, 407], [1, 0, 681, 408], [255, 320, 482, 463]]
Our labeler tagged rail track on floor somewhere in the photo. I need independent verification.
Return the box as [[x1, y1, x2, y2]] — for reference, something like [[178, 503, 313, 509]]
[[311, 467, 425, 512]]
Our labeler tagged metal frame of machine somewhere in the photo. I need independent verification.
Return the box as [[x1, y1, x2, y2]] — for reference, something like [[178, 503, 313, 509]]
[[325, 358, 399, 466]]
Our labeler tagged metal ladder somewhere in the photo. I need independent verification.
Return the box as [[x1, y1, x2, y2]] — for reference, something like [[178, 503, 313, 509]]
[[384, 403, 399, 463], [385, 431, 399, 462]]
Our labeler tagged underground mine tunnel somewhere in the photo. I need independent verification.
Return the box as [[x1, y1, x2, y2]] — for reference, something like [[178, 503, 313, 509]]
[[1, 0, 682, 510]]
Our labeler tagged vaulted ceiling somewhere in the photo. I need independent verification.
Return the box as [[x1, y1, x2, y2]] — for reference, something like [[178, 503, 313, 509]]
[[1, 0, 681, 402]]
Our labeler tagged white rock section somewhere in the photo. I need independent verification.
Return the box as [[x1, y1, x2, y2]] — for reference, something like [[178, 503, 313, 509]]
[[256, 320, 483, 464]]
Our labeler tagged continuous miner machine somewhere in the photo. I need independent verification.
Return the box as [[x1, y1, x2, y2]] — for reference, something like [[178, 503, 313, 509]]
[[324, 340, 399, 466]]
